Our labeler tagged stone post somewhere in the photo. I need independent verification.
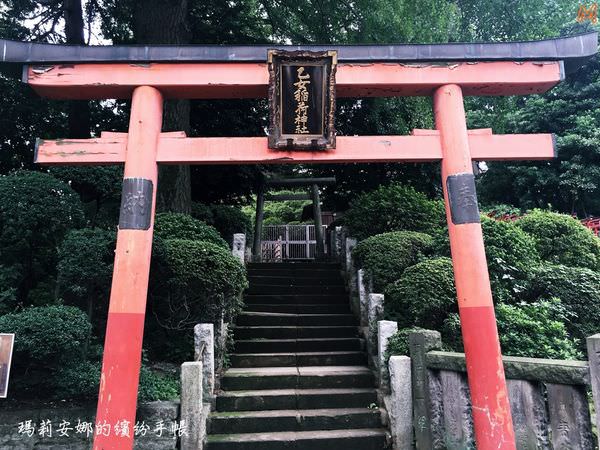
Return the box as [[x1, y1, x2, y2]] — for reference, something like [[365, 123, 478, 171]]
[[180, 362, 203, 450], [378, 320, 398, 391], [389, 356, 413, 450], [194, 323, 215, 401], [358, 269, 369, 327], [367, 293, 384, 356], [586, 334, 600, 436], [232, 233, 246, 264], [334, 226, 343, 261], [345, 237, 358, 314], [409, 329, 442, 450]]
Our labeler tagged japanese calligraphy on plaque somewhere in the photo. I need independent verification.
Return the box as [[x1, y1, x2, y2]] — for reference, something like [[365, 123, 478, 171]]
[[268, 50, 337, 150]]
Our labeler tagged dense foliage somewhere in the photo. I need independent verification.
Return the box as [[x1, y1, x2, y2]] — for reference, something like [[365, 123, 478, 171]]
[[0, 171, 85, 310], [191, 202, 253, 243], [527, 264, 600, 346], [434, 216, 541, 302], [0, 306, 92, 397], [155, 212, 229, 249], [516, 210, 600, 271], [384, 257, 457, 329], [442, 299, 581, 360], [344, 184, 445, 240], [57, 229, 116, 335], [147, 238, 247, 361], [353, 231, 434, 291]]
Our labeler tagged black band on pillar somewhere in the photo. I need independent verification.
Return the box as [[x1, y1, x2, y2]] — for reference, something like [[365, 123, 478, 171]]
[[446, 173, 480, 225], [118, 178, 153, 230]]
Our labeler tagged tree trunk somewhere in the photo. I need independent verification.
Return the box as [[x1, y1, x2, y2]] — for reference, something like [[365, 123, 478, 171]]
[[133, 0, 192, 213], [63, 0, 91, 138]]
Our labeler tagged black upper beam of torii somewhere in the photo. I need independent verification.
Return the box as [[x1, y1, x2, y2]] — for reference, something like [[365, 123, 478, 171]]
[[253, 177, 336, 261]]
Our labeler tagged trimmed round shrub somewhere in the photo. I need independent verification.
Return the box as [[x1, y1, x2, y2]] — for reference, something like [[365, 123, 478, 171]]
[[353, 231, 434, 291], [384, 257, 457, 329], [344, 184, 445, 240], [154, 212, 228, 248], [527, 264, 600, 344], [0, 305, 91, 363], [154, 239, 247, 323], [0, 305, 92, 397], [191, 202, 215, 224], [148, 239, 248, 361], [516, 209, 600, 271], [433, 216, 541, 303], [0, 170, 85, 306], [442, 299, 581, 359]]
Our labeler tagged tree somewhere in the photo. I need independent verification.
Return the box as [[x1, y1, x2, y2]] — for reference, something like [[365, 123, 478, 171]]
[[2, 0, 92, 137], [477, 52, 600, 216]]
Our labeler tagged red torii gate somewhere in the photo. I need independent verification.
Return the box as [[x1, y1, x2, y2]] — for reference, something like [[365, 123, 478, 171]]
[[1, 32, 597, 450]]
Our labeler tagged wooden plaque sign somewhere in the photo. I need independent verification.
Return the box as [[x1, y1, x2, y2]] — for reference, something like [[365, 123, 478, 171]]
[[0, 334, 14, 398], [268, 50, 337, 150]]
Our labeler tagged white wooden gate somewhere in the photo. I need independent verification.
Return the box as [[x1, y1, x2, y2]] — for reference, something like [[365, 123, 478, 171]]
[[261, 225, 328, 261]]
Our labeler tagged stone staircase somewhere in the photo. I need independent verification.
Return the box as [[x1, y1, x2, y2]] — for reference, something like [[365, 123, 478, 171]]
[[206, 261, 390, 450]]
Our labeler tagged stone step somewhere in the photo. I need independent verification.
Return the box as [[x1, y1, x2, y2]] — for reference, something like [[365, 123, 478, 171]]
[[221, 366, 374, 391], [230, 351, 367, 368], [247, 262, 340, 270], [247, 269, 341, 278], [216, 388, 378, 412], [247, 284, 346, 295], [207, 428, 389, 450], [236, 312, 357, 327], [244, 304, 351, 314], [244, 294, 348, 305], [233, 326, 358, 340], [234, 338, 364, 353], [208, 408, 383, 434], [248, 275, 345, 286]]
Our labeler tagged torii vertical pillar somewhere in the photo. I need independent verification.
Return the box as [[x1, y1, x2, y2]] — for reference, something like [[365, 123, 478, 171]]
[[434, 84, 515, 449], [94, 86, 163, 450]]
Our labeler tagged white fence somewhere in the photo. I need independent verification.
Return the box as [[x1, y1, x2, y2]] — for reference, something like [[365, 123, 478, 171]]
[[261, 225, 328, 261]]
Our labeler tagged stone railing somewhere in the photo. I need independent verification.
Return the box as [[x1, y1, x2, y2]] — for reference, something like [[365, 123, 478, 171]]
[[376, 324, 600, 450], [336, 228, 600, 449]]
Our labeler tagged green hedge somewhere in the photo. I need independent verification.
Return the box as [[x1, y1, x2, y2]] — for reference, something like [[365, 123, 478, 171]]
[[0, 170, 85, 307], [343, 183, 445, 240], [0, 305, 92, 398], [433, 216, 540, 303], [148, 239, 247, 361], [516, 209, 600, 271], [527, 264, 600, 345], [57, 228, 116, 335], [154, 212, 228, 249], [384, 257, 457, 329], [353, 231, 434, 291], [442, 299, 581, 359]]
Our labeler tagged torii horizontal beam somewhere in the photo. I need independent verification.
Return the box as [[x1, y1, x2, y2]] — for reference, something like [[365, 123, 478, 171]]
[[265, 177, 337, 187], [35, 132, 555, 165], [25, 60, 564, 99], [264, 193, 312, 201]]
